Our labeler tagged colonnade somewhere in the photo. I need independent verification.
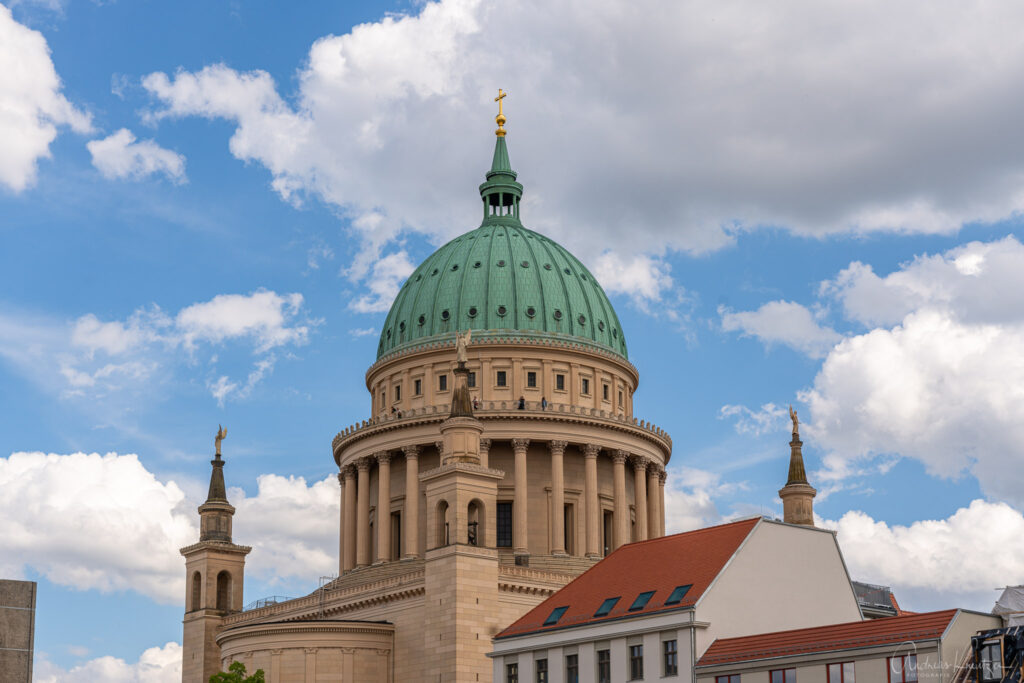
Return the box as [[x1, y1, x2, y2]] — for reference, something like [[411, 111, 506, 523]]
[[337, 440, 667, 573]]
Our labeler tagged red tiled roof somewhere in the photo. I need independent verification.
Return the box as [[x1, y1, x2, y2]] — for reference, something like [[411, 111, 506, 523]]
[[697, 609, 960, 666], [496, 517, 760, 639]]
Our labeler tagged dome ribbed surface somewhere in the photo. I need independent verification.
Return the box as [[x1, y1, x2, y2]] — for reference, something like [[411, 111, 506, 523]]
[[377, 224, 628, 360]]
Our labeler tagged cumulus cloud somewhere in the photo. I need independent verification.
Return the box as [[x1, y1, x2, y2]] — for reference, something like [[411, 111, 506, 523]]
[[141, 0, 1024, 307], [35, 642, 182, 683], [0, 3, 92, 191], [663, 466, 740, 533], [592, 253, 674, 311], [348, 251, 416, 313], [87, 128, 186, 183], [720, 301, 842, 358], [825, 500, 1024, 611], [719, 402, 789, 437], [176, 291, 308, 352]]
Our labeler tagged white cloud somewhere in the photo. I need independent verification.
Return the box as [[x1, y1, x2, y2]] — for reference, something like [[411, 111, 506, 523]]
[[349, 327, 376, 338], [87, 128, 186, 183], [719, 402, 789, 437], [663, 466, 739, 533], [176, 290, 308, 353], [35, 642, 182, 683], [825, 500, 1024, 611], [348, 251, 416, 313], [592, 253, 674, 311], [0, 4, 92, 192], [142, 0, 1024, 308], [720, 301, 841, 358]]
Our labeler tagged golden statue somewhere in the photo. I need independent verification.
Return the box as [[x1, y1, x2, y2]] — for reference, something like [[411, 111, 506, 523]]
[[215, 424, 227, 456], [495, 88, 507, 137], [789, 406, 799, 438], [456, 330, 472, 364]]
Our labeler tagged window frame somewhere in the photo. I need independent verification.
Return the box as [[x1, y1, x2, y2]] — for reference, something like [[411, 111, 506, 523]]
[[526, 370, 537, 388], [394, 384, 402, 401], [663, 639, 678, 676], [629, 643, 644, 680], [438, 374, 448, 392], [496, 370, 508, 387], [979, 641, 1002, 683], [603, 383, 610, 401], [715, 675, 741, 683], [827, 662, 855, 683], [770, 668, 797, 683], [413, 378, 422, 396], [506, 661, 518, 683], [555, 373, 566, 392], [594, 597, 620, 617], [887, 654, 917, 683], [467, 371, 476, 388], [496, 501, 513, 547], [597, 649, 611, 683], [565, 653, 579, 683], [581, 377, 591, 395], [535, 657, 548, 683]]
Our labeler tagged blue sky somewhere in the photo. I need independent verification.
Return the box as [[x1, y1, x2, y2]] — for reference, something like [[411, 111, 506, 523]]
[[3, 0, 1024, 679]]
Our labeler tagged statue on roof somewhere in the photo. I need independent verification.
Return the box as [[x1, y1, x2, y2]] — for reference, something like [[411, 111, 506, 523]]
[[456, 330, 472, 364], [789, 406, 799, 438], [215, 424, 227, 456]]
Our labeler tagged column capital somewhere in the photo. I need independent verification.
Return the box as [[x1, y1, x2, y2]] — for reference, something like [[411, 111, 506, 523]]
[[583, 443, 601, 458], [343, 464, 357, 480], [356, 457, 373, 471], [479, 437, 492, 451], [375, 451, 392, 465], [434, 440, 443, 453], [612, 449, 629, 465], [549, 440, 568, 455], [658, 469, 667, 484], [337, 472, 345, 486], [632, 456, 648, 472], [401, 444, 420, 459], [512, 438, 530, 453]]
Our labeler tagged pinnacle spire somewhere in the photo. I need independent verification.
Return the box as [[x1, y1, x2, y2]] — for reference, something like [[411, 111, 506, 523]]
[[785, 405, 809, 485], [479, 89, 523, 225], [779, 406, 815, 526], [206, 453, 228, 503]]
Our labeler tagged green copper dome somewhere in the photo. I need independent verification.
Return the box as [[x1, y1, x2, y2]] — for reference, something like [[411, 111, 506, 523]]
[[376, 135, 627, 361]]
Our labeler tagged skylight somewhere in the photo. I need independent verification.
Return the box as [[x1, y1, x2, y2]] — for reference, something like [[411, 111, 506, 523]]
[[629, 591, 656, 611], [664, 584, 692, 605], [594, 597, 620, 617], [544, 606, 569, 626]]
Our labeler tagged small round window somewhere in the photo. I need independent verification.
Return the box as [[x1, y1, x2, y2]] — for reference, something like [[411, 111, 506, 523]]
[[578, 315, 586, 325], [613, 328, 618, 338], [521, 260, 529, 268], [441, 310, 451, 321], [415, 274, 422, 281], [431, 268, 439, 276], [418, 315, 426, 326], [563, 267, 571, 275], [544, 263, 552, 270], [399, 321, 406, 332], [497, 305, 508, 316], [497, 260, 506, 267], [468, 306, 478, 318], [598, 321, 605, 331], [553, 310, 563, 320], [473, 261, 482, 269], [526, 306, 536, 318], [581, 274, 587, 281], [451, 264, 459, 271], [386, 329, 392, 338]]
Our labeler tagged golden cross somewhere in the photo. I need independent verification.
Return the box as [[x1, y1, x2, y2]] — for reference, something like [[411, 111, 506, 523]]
[[495, 89, 507, 116], [494, 89, 508, 136]]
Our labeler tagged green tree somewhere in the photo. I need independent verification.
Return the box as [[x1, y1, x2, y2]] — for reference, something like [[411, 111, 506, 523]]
[[209, 661, 265, 683]]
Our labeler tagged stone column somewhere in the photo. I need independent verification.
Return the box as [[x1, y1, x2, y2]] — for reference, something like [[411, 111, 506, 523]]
[[549, 440, 568, 555], [479, 438, 492, 468], [512, 439, 530, 557], [632, 457, 648, 542], [375, 452, 392, 563], [647, 464, 661, 539], [343, 466, 357, 571], [658, 469, 667, 537], [402, 445, 420, 559], [356, 458, 371, 567], [337, 472, 345, 575], [584, 444, 601, 558], [612, 450, 629, 550]]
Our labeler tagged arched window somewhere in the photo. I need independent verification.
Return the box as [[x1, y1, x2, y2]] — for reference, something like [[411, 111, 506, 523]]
[[467, 499, 484, 546], [190, 571, 202, 611], [216, 570, 231, 611], [436, 500, 450, 548]]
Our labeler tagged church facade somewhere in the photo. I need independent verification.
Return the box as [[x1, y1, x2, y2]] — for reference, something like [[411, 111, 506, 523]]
[[180, 102, 673, 682]]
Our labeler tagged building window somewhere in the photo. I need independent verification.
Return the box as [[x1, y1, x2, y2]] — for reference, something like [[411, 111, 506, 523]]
[[581, 377, 590, 395], [619, 389, 624, 406], [597, 649, 611, 683], [468, 372, 476, 388], [535, 658, 548, 683], [438, 374, 448, 391], [566, 654, 579, 683], [496, 502, 513, 547], [827, 662, 855, 682], [414, 378, 422, 396], [603, 383, 609, 400], [771, 669, 796, 683], [715, 676, 740, 683], [979, 641, 1001, 682], [394, 384, 402, 401], [887, 655, 916, 683], [663, 640, 678, 676], [555, 373, 565, 391], [527, 371, 537, 388], [629, 644, 644, 680], [506, 662, 518, 683], [380, 390, 385, 409], [497, 370, 508, 387]]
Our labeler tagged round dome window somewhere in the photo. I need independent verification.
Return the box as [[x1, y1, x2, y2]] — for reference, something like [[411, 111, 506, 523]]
[[578, 315, 586, 325], [553, 310, 563, 320], [473, 261, 482, 268], [497, 305, 507, 316], [544, 263, 552, 270], [563, 267, 571, 275], [431, 268, 439, 276], [497, 260, 506, 267], [526, 306, 536, 318], [441, 310, 451, 321], [451, 264, 459, 271], [598, 321, 605, 331], [521, 260, 529, 268], [418, 315, 426, 326], [399, 321, 406, 332], [468, 306, 478, 318]]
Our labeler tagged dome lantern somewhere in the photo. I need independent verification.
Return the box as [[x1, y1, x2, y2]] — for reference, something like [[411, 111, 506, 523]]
[[479, 89, 523, 225]]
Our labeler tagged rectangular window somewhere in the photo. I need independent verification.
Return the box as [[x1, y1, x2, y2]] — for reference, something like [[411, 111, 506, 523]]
[[827, 662, 855, 683], [629, 591, 656, 611], [581, 378, 590, 395], [771, 669, 796, 683], [980, 641, 1001, 682], [597, 650, 611, 683], [438, 374, 448, 391], [543, 606, 568, 626], [603, 383, 609, 400], [663, 640, 678, 676], [715, 676, 741, 683], [394, 384, 401, 401], [527, 371, 537, 387], [629, 644, 644, 680], [556, 373, 565, 391], [566, 654, 579, 683], [496, 502, 513, 547], [506, 662, 518, 683], [380, 390, 385, 409], [619, 390, 624, 406], [888, 655, 917, 683], [414, 378, 422, 396], [468, 371, 476, 388], [497, 370, 508, 387], [665, 584, 692, 605], [535, 658, 548, 683], [594, 597, 620, 617]]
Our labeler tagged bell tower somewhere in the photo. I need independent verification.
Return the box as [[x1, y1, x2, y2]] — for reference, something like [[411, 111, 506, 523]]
[[181, 426, 251, 683], [779, 406, 816, 526]]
